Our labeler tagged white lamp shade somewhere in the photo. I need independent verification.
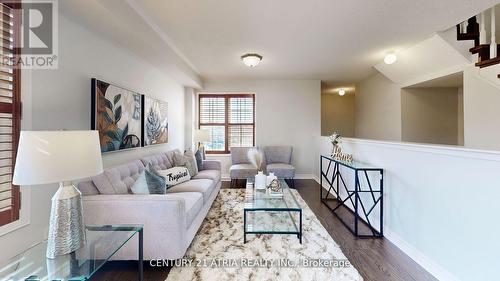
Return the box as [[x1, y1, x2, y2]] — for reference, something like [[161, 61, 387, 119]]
[[13, 131, 104, 185], [193, 129, 210, 143]]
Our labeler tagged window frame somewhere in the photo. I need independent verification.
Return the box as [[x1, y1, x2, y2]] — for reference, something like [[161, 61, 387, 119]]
[[198, 93, 255, 154], [0, 0, 21, 228]]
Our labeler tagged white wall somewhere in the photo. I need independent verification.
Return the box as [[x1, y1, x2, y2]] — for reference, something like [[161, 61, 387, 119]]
[[0, 14, 187, 260], [463, 66, 500, 150], [355, 73, 402, 141], [318, 137, 500, 281], [201, 80, 321, 179]]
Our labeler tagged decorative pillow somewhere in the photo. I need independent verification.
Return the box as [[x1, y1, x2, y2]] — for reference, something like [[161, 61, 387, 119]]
[[145, 169, 167, 194], [156, 167, 191, 188], [184, 149, 199, 176], [173, 149, 198, 177], [195, 149, 203, 171], [131, 166, 167, 194], [130, 171, 149, 194]]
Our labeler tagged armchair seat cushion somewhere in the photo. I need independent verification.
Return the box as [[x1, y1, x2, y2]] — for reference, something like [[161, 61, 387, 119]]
[[166, 179, 214, 203], [266, 163, 295, 178], [193, 169, 220, 183], [230, 164, 258, 179]]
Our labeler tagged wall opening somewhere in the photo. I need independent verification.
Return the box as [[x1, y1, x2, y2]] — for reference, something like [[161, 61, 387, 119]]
[[401, 72, 464, 146], [321, 82, 355, 137]]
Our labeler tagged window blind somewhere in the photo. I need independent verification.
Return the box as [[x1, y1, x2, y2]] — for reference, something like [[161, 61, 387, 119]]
[[199, 94, 254, 153], [0, 2, 20, 227]]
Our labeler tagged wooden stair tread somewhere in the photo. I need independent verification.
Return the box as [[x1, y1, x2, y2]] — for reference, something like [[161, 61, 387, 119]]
[[475, 56, 500, 68], [470, 44, 489, 53], [457, 32, 479, 41]]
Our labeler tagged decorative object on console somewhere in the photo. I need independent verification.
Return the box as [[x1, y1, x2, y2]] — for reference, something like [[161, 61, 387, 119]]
[[143, 96, 168, 146], [328, 132, 353, 163], [193, 129, 210, 159], [328, 132, 342, 156], [267, 179, 283, 198], [266, 172, 277, 186], [13, 131, 103, 258], [91, 78, 142, 153]]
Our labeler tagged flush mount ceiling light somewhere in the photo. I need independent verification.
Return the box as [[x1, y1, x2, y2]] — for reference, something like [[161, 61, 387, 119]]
[[384, 52, 397, 65], [339, 89, 346, 96], [241, 53, 263, 67]]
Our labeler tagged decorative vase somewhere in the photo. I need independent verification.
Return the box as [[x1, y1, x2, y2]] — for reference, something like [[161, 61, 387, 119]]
[[266, 172, 277, 186], [255, 171, 266, 190]]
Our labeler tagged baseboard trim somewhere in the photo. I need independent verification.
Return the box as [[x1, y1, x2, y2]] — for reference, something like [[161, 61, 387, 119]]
[[313, 174, 460, 281], [383, 229, 461, 281]]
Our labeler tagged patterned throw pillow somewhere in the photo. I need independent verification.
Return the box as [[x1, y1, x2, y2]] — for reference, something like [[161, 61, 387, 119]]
[[156, 166, 191, 188], [130, 168, 166, 194], [195, 149, 203, 171]]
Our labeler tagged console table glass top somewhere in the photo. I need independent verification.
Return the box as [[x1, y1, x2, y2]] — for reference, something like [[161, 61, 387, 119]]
[[0, 224, 143, 281]]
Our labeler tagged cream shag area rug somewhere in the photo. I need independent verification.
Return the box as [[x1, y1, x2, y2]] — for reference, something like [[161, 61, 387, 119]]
[[166, 189, 363, 281]]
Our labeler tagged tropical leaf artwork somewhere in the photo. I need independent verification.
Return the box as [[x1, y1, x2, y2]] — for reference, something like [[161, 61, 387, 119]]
[[143, 97, 168, 146], [92, 79, 142, 153]]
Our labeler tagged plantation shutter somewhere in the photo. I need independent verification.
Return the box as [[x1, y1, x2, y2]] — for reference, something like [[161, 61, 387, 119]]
[[228, 96, 254, 147], [0, 2, 21, 227], [198, 94, 254, 153]]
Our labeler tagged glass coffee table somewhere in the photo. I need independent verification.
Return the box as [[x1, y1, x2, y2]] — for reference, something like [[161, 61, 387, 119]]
[[244, 178, 302, 243], [0, 224, 143, 281]]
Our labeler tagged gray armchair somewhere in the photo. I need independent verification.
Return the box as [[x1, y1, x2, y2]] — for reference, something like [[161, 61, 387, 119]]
[[263, 146, 295, 187], [229, 147, 259, 187]]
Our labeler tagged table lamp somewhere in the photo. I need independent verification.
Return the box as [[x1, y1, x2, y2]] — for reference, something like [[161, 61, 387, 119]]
[[13, 131, 103, 259], [193, 129, 210, 159]]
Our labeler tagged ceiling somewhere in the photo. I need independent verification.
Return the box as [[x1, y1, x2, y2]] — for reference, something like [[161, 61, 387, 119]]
[[62, 0, 499, 85]]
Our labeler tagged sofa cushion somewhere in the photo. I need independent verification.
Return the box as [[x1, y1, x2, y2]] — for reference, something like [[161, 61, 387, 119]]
[[141, 153, 172, 170], [193, 169, 220, 183], [229, 163, 258, 179], [166, 179, 214, 203], [266, 163, 295, 178], [168, 192, 203, 227], [93, 160, 145, 194]]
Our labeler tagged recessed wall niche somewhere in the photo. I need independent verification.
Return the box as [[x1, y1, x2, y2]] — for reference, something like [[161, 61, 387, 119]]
[[401, 72, 464, 146]]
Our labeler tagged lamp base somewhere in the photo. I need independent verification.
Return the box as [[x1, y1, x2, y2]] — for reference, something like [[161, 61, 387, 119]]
[[46, 182, 86, 259]]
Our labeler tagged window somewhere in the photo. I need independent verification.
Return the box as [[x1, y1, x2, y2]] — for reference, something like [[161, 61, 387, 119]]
[[199, 94, 255, 154], [0, 2, 21, 227]]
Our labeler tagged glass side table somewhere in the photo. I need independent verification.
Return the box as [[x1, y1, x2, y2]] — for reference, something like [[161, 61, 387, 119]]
[[0, 224, 144, 281]]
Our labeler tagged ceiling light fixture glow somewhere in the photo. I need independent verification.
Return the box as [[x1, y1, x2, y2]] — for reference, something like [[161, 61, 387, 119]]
[[241, 53, 263, 67], [339, 89, 346, 96], [384, 52, 397, 65]]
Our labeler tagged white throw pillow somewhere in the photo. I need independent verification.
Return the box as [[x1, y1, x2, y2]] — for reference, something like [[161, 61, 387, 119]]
[[131, 171, 149, 194], [156, 166, 191, 188]]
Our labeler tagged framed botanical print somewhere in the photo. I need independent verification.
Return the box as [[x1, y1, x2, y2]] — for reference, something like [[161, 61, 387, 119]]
[[142, 96, 168, 146], [91, 78, 142, 153]]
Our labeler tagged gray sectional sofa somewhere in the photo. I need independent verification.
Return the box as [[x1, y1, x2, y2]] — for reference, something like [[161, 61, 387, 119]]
[[77, 149, 221, 260]]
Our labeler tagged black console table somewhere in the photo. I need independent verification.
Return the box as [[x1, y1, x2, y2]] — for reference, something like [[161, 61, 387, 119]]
[[320, 155, 383, 238]]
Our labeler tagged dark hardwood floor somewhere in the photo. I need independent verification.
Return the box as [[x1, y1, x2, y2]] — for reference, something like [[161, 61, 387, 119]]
[[90, 179, 436, 281]]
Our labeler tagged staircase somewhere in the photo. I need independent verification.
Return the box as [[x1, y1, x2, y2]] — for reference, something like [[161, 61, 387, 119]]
[[457, 8, 500, 79]]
